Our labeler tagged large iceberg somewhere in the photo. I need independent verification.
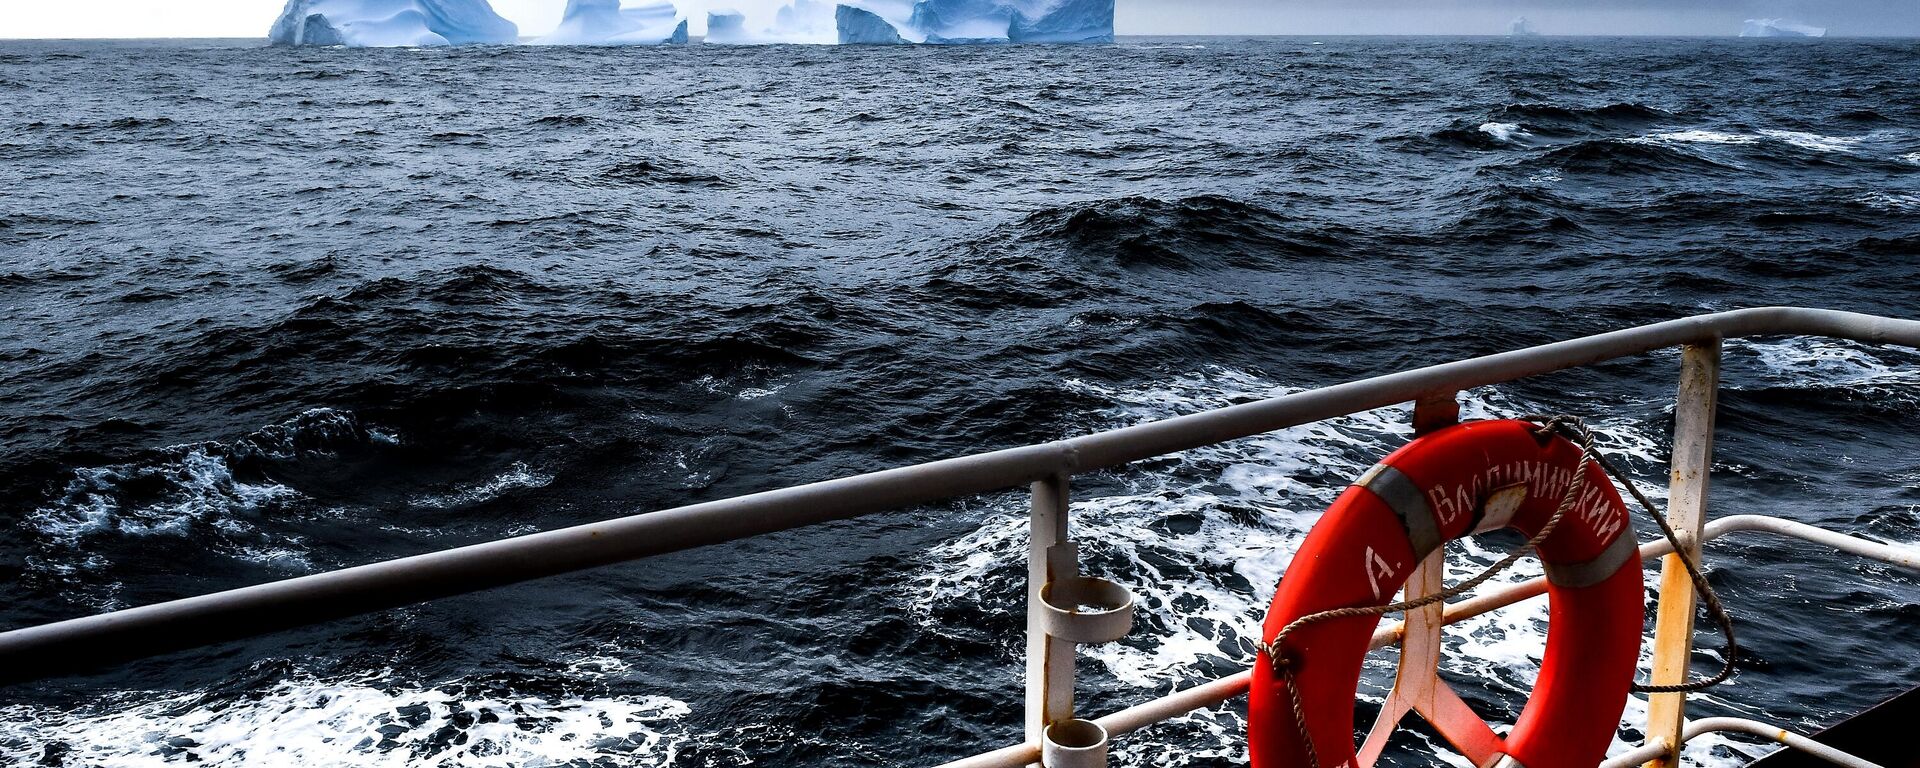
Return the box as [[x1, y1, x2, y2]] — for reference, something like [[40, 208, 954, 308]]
[[538, 0, 687, 45], [268, 0, 518, 46], [828, 0, 1110, 44], [1740, 18, 1826, 37], [836, 5, 907, 44], [1507, 16, 1538, 36]]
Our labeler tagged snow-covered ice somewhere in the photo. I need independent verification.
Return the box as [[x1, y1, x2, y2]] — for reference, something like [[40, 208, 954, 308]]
[[537, 0, 687, 45], [1507, 16, 1538, 36], [268, 0, 519, 46], [1741, 18, 1826, 37]]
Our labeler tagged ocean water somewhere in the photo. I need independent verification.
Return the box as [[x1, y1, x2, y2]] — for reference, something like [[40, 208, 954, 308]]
[[2, 35, 1919, 767]]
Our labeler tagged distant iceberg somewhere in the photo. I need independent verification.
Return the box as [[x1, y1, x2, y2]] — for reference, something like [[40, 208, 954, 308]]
[[836, 5, 907, 44], [538, 0, 687, 45], [1507, 16, 1538, 37], [267, 0, 518, 46], [1740, 18, 1826, 37], [704, 10, 752, 42], [827, 0, 1110, 45], [706, 0, 844, 44]]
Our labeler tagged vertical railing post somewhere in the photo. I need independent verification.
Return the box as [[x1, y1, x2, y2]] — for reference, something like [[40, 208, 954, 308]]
[[1027, 473, 1075, 747], [1644, 340, 1721, 768]]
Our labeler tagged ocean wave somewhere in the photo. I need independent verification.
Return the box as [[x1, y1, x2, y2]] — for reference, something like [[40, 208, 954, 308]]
[[24, 408, 393, 603], [1492, 102, 1673, 128], [1540, 139, 1736, 175], [1727, 337, 1920, 408], [1633, 130, 1760, 146], [1858, 191, 1920, 212], [1003, 195, 1356, 272], [589, 158, 731, 188], [0, 670, 695, 768], [30, 408, 380, 542], [1444, 184, 1588, 238], [1757, 129, 1865, 153], [1407, 103, 1671, 151], [1477, 122, 1531, 143]]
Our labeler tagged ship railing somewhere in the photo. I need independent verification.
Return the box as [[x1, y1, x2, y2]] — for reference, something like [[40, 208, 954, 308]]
[[3, 306, 1919, 768]]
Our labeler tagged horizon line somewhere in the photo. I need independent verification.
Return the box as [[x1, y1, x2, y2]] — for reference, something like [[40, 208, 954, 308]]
[[3, 32, 1915, 41]]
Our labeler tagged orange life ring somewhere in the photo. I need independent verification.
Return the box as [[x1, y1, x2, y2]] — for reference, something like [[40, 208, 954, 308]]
[[1249, 419, 1644, 768]]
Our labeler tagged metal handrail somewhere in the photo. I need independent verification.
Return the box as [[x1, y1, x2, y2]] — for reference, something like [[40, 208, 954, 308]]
[[935, 514, 1920, 768], [1600, 718, 1890, 768], [2, 306, 1918, 766]]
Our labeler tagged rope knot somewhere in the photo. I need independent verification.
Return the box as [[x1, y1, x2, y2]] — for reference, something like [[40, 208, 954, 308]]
[[1257, 640, 1296, 673]]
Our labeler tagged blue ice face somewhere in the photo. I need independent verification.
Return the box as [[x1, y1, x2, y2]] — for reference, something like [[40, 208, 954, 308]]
[[907, 0, 1113, 44], [537, 0, 685, 45], [836, 4, 908, 44]]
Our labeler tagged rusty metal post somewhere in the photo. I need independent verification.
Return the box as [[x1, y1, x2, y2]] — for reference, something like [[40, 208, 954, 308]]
[[1027, 473, 1075, 748], [1412, 391, 1461, 436], [1644, 340, 1721, 768]]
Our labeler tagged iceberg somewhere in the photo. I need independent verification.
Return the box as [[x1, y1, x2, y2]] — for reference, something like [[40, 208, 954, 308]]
[[704, 10, 751, 42], [1008, 0, 1112, 43], [1740, 18, 1826, 37], [909, 0, 1111, 44], [836, 5, 907, 44], [267, 0, 518, 46], [709, 0, 1108, 45], [705, 0, 839, 44], [538, 0, 687, 45], [1507, 16, 1538, 37]]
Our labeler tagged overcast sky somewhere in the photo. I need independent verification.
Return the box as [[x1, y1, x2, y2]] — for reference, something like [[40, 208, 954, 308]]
[[2, 0, 1916, 39]]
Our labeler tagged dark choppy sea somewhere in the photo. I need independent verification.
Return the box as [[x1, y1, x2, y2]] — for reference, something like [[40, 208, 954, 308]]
[[1, 35, 1918, 767]]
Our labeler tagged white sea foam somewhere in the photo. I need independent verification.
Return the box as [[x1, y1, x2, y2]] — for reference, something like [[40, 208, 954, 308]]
[[906, 367, 1736, 764], [1638, 128, 1868, 154], [411, 461, 554, 509], [24, 408, 391, 606], [1903, 152, 1920, 166], [29, 447, 300, 542], [1858, 191, 1920, 212], [1730, 336, 1920, 405], [694, 370, 789, 400], [30, 408, 381, 545], [0, 669, 696, 767], [1758, 129, 1864, 153], [1634, 130, 1759, 146], [1477, 122, 1531, 143]]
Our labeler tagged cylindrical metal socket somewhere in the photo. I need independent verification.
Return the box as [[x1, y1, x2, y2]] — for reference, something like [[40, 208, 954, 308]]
[[1039, 575, 1134, 644], [1042, 718, 1109, 768]]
